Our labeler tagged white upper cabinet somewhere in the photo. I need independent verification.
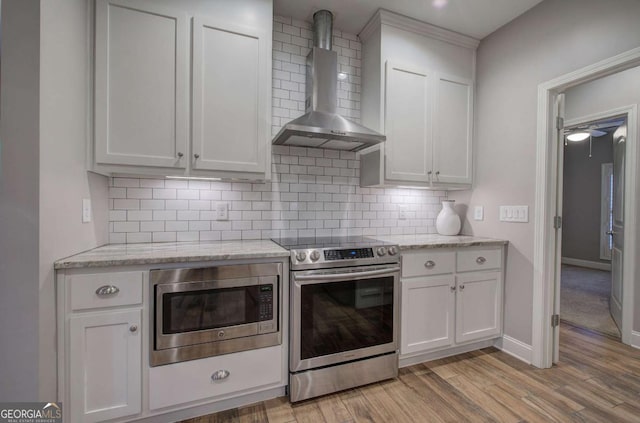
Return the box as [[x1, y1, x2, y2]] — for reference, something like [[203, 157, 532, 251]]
[[92, 0, 272, 180], [433, 73, 473, 184], [95, 0, 189, 169], [385, 62, 431, 183], [192, 17, 268, 174], [360, 10, 478, 189]]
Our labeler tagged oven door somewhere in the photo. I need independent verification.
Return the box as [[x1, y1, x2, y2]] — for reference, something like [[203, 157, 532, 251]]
[[155, 276, 277, 351], [290, 264, 400, 372]]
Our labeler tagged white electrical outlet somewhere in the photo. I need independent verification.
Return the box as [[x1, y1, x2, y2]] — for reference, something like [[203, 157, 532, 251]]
[[473, 206, 484, 221], [398, 205, 408, 220], [82, 199, 92, 223], [499, 205, 529, 223], [215, 202, 229, 220]]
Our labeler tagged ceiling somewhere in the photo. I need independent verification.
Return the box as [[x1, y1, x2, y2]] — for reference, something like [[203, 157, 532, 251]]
[[274, 0, 544, 40]]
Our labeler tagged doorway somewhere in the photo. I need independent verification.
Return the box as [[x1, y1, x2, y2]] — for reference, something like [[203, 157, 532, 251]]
[[532, 48, 640, 369], [560, 116, 625, 339]]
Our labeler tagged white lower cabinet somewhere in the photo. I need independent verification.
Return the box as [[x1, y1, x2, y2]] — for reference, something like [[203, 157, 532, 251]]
[[149, 345, 283, 410], [60, 271, 144, 423], [69, 310, 142, 423], [401, 275, 455, 354], [455, 271, 502, 344], [400, 247, 504, 359]]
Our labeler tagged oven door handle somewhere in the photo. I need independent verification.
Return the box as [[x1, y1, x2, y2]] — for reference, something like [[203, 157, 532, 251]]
[[293, 267, 400, 283]]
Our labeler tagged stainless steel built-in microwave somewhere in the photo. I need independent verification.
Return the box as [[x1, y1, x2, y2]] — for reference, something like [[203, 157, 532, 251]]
[[150, 263, 281, 366]]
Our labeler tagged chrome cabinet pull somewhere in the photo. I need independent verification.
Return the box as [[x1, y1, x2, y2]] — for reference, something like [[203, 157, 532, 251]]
[[211, 370, 230, 381], [177, 152, 184, 158], [459, 285, 465, 291], [194, 153, 200, 159], [476, 256, 487, 265], [450, 286, 456, 292], [424, 260, 436, 269], [95, 285, 119, 297], [129, 325, 138, 333]]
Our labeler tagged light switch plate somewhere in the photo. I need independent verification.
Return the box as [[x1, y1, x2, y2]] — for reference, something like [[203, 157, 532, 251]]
[[500, 205, 529, 222], [473, 206, 484, 221], [398, 205, 408, 220], [216, 202, 229, 221], [82, 198, 92, 223]]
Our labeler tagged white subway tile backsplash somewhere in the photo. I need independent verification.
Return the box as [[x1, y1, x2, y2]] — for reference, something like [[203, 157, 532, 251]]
[[107, 16, 446, 244]]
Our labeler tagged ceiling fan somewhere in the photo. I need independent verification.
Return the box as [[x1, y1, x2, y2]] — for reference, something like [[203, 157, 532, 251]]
[[564, 117, 625, 141]]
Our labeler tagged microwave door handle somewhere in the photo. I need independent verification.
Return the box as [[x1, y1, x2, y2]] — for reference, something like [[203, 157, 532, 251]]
[[293, 267, 400, 283]]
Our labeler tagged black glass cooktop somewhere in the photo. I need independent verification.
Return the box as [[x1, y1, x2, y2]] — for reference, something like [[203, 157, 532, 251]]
[[271, 236, 392, 250]]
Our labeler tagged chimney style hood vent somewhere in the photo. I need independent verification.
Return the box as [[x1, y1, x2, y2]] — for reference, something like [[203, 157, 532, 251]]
[[272, 10, 385, 152]]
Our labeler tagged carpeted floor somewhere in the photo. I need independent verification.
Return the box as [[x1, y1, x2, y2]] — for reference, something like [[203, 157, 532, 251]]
[[560, 264, 621, 338]]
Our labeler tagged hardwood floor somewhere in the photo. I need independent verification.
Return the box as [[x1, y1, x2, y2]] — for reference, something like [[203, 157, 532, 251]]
[[181, 323, 640, 422]]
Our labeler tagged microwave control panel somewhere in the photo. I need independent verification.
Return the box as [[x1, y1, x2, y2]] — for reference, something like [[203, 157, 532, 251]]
[[258, 284, 274, 321]]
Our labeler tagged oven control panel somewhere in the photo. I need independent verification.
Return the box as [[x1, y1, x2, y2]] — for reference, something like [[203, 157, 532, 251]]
[[325, 248, 374, 260], [258, 285, 274, 321]]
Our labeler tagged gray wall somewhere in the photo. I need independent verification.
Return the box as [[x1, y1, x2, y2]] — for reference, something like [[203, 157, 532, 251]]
[[562, 133, 613, 263], [0, 0, 41, 401], [38, 0, 109, 399], [563, 64, 640, 335], [449, 0, 640, 345], [1, 0, 110, 401]]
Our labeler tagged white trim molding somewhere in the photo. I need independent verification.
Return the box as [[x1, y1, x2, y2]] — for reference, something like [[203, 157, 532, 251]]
[[632, 331, 640, 349], [494, 335, 533, 365], [561, 257, 611, 271], [359, 9, 480, 49], [533, 46, 640, 368]]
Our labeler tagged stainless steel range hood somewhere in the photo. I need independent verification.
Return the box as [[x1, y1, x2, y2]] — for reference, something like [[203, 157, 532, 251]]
[[272, 10, 385, 152]]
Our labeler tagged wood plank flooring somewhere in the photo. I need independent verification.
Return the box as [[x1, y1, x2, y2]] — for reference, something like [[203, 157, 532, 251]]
[[181, 323, 640, 423]]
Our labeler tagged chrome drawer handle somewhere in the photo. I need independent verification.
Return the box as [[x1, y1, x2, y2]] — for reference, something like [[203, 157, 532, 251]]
[[476, 256, 487, 265], [95, 285, 119, 297], [424, 260, 436, 269], [211, 370, 230, 382], [129, 325, 138, 333]]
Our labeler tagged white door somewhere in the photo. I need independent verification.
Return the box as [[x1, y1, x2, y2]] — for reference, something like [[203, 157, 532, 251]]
[[384, 61, 432, 183], [94, 0, 189, 168], [610, 124, 626, 331], [69, 310, 142, 423], [432, 73, 473, 184], [191, 17, 269, 174], [455, 272, 502, 344], [400, 275, 455, 355]]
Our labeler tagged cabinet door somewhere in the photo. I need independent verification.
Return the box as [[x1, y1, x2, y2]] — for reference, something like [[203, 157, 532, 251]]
[[401, 275, 455, 355], [192, 17, 269, 174], [384, 62, 432, 182], [432, 74, 473, 184], [455, 272, 502, 344], [94, 0, 189, 168], [69, 310, 142, 423]]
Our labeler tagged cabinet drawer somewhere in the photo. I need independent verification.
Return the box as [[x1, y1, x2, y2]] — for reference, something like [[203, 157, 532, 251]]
[[456, 248, 502, 272], [402, 250, 455, 277], [68, 271, 143, 311], [149, 345, 283, 410]]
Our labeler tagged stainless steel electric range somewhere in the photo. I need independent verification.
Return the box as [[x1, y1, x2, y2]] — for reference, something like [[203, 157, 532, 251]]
[[271, 236, 400, 402]]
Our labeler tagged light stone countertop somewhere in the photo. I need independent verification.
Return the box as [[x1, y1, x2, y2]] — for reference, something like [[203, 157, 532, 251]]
[[373, 234, 508, 249], [54, 235, 508, 270], [54, 240, 290, 270]]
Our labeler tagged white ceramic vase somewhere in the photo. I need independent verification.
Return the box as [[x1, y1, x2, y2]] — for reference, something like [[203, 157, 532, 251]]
[[436, 200, 461, 236]]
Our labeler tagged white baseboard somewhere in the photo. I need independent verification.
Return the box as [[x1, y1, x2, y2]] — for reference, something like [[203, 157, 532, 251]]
[[494, 335, 532, 364], [399, 339, 495, 368], [561, 257, 611, 271], [631, 331, 640, 349]]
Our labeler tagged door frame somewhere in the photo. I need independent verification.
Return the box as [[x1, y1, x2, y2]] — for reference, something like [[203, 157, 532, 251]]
[[532, 46, 640, 368]]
